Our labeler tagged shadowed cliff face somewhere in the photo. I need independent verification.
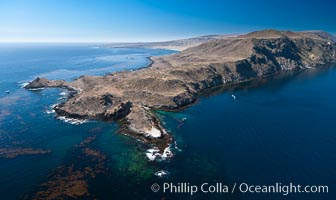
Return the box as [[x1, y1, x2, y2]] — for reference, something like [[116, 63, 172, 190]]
[[25, 30, 336, 154]]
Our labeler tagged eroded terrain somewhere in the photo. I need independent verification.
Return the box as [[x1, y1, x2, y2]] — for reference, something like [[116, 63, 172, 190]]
[[25, 30, 336, 154]]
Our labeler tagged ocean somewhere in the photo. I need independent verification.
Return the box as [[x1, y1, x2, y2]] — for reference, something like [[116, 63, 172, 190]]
[[0, 44, 335, 199]]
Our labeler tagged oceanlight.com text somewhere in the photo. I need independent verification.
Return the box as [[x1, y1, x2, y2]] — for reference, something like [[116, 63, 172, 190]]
[[151, 182, 329, 196]]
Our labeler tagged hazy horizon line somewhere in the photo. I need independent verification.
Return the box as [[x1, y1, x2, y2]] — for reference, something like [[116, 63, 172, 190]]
[[0, 30, 334, 44]]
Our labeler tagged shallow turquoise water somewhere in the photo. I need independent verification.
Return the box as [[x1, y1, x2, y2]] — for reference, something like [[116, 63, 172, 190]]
[[0, 44, 175, 199], [0, 44, 335, 199]]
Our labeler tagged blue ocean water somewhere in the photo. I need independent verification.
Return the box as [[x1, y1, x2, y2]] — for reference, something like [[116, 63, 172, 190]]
[[162, 67, 336, 200], [0, 44, 175, 199], [0, 44, 335, 199]]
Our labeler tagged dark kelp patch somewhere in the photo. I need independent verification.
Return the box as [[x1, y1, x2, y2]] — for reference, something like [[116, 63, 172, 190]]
[[22, 135, 109, 200]]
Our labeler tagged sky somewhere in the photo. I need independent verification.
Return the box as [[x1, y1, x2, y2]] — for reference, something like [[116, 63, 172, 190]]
[[0, 0, 335, 42]]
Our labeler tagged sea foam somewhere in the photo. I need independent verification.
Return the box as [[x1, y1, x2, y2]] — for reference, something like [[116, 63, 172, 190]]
[[57, 116, 88, 125], [146, 145, 173, 161]]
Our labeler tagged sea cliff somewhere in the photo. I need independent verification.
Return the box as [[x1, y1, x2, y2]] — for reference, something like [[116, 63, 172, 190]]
[[25, 30, 336, 155]]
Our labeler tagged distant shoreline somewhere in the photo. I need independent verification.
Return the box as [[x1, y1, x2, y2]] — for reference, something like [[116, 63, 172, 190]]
[[24, 30, 336, 158]]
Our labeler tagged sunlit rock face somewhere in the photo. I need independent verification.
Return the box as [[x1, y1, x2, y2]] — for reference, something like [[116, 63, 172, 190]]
[[25, 30, 336, 153]]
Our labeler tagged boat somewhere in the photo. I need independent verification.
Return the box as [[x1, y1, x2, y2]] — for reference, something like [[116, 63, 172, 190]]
[[5, 90, 10, 94], [231, 94, 236, 100]]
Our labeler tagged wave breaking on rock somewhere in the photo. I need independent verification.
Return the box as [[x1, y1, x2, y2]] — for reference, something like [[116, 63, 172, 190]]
[[24, 30, 336, 157]]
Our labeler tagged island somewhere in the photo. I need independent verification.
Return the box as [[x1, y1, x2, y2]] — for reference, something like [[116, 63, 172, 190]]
[[104, 34, 235, 51], [25, 30, 336, 157]]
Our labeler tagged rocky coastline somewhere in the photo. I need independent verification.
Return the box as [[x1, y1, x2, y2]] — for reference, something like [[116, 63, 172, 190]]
[[24, 30, 336, 156]]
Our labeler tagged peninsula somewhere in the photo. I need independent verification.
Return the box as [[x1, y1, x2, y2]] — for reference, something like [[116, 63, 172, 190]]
[[25, 30, 336, 155]]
